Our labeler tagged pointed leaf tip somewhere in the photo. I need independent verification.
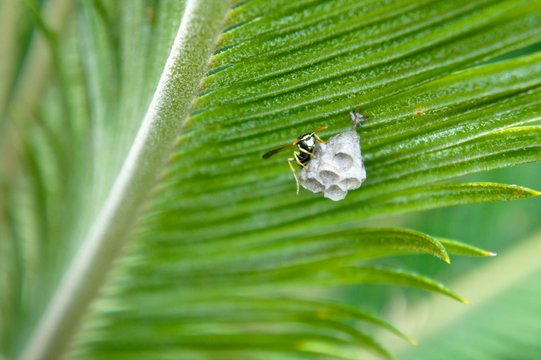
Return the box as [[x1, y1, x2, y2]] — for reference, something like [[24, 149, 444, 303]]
[[439, 239, 497, 258]]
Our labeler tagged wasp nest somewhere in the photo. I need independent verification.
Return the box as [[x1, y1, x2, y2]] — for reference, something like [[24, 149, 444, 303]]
[[299, 112, 367, 201]]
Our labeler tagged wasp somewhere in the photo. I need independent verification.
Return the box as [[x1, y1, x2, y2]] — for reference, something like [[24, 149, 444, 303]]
[[262, 125, 328, 194]]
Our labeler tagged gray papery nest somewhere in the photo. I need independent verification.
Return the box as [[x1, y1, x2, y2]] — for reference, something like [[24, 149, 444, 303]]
[[300, 112, 367, 201]]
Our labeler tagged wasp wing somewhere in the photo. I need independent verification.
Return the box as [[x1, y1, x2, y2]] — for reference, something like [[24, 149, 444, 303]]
[[262, 126, 328, 159], [262, 139, 300, 159]]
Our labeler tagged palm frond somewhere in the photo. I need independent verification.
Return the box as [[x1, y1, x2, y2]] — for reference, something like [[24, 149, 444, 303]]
[[1, 1, 540, 359]]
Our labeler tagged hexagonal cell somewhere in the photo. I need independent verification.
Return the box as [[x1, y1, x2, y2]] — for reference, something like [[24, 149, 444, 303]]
[[344, 177, 361, 189], [325, 184, 347, 201], [334, 152, 353, 169], [302, 178, 325, 193], [319, 169, 340, 183]]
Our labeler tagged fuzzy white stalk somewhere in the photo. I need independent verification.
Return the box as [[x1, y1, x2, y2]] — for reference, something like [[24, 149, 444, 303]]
[[20, 1, 231, 359]]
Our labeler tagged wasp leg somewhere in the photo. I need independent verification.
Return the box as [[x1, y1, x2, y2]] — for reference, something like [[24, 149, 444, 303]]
[[288, 157, 300, 194], [298, 147, 316, 158], [314, 133, 327, 143], [294, 151, 308, 169]]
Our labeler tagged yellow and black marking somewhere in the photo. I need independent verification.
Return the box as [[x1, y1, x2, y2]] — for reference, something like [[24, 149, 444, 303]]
[[262, 125, 327, 194]]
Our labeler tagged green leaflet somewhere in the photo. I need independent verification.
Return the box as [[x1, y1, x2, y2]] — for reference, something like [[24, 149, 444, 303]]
[[301, 266, 467, 304], [1, 1, 541, 360], [439, 239, 496, 258], [125, 265, 466, 304], [135, 227, 450, 271]]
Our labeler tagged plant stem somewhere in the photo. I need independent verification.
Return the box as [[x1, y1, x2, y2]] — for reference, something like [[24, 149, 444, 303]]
[[20, 1, 231, 359]]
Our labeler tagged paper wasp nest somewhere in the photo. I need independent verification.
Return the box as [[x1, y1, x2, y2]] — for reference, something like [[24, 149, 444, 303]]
[[299, 112, 366, 201]]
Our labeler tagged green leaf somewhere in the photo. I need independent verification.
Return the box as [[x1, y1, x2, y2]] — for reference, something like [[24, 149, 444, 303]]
[[1, 1, 541, 360], [138, 227, 450, 279], [281, 266, 467, 304]]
